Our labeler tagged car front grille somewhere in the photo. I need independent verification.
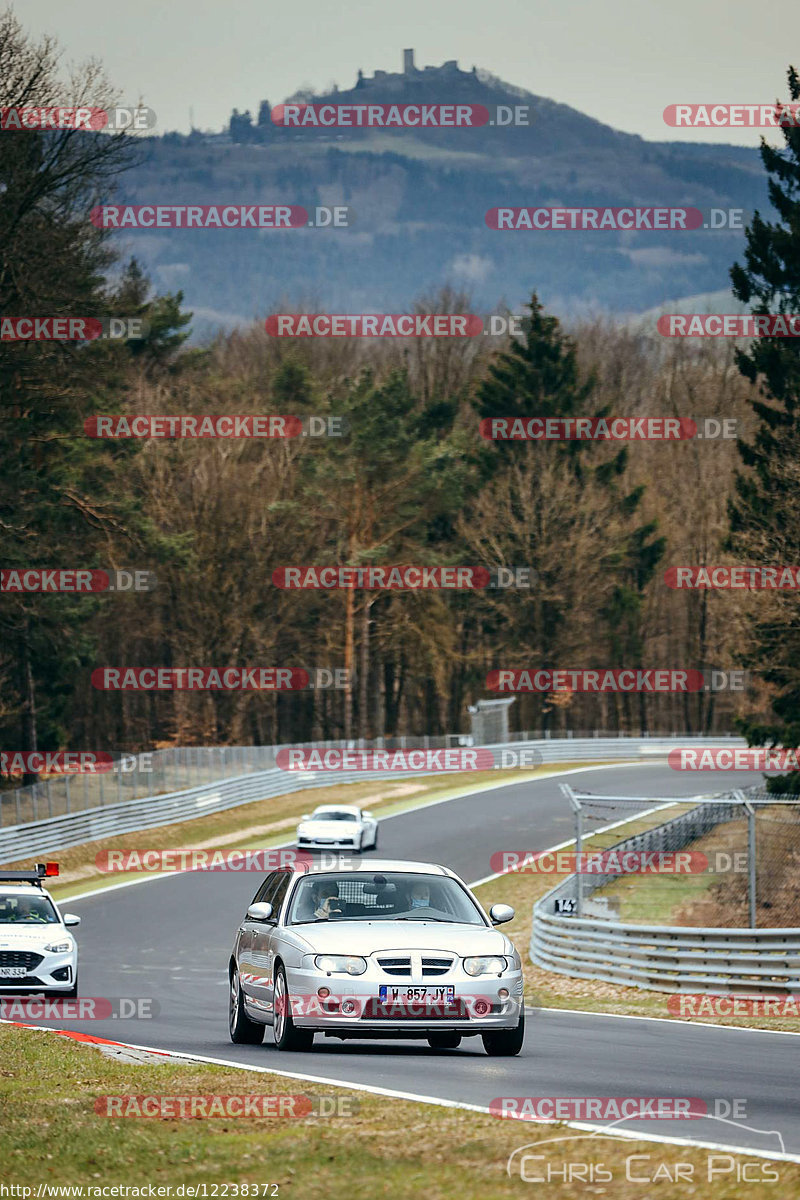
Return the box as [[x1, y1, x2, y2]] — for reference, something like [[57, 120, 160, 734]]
[[377, 955, 412, 976], [376, 953, 456, 978], [421, 956, 453, 977], [0, 951, 44, 970]]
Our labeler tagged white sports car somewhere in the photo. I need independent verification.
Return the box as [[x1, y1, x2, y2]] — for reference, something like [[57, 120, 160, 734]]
[[228, 858, 525, 1056], [0, 864, 80, 995], [296, 805, 378, 852]]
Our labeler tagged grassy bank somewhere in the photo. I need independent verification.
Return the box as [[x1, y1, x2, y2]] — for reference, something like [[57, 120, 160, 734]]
[[0, 1025, 792, 1198]]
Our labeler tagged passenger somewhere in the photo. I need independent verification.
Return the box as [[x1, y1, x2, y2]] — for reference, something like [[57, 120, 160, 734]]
[[313, 880, 344, 919]]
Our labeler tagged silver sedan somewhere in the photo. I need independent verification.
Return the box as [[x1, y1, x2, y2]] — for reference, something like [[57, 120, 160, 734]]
[[228, 859, 525, 1055]]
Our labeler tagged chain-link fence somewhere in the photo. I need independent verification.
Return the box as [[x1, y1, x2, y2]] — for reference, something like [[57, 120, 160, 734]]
[[560, 785, 800, 929], [0, 729, 740, 828]]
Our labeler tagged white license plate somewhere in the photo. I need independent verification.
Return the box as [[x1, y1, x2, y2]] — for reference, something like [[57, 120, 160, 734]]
[[379, 986, 455, 1004], [0, 967, 27, 978]]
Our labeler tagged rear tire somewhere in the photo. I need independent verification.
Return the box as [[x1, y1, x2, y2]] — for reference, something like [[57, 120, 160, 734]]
[[273, 964, 314, 1051], [482, 1008, 525, 1057], [427, 1032, 462, 1050], [229, 966, 264, 1044]]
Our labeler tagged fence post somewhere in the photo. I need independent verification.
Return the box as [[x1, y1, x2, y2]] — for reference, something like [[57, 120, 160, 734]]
[[561, 784, 582, 918], [747, 801, 757, 929], [734, 791, 756, 929]]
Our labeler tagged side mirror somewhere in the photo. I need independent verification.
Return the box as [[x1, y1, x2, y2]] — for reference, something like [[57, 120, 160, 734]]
[[246, 902, 274, 922], [62, 914, 81, 927], [300, 814, 311, 821], [489, 903, 515, 926], [362, 811, 373, 819]]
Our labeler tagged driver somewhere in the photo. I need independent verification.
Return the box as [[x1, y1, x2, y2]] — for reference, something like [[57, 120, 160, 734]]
[[409, 881, 432, 909], [13, 898, 47, 923], [313, 880, 344, 920]]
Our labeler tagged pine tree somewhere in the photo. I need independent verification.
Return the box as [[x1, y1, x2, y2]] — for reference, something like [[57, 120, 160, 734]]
[[727, 66, 800, 789], [474, 293, 665, 730]]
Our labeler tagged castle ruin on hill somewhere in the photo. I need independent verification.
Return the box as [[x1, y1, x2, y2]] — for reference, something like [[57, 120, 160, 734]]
[[353, 49, 477, 89]]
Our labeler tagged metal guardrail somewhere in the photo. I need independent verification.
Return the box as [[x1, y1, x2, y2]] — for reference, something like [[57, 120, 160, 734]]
[[531, 792, 800, 993], [0, 735, 744, 864], [0, 729, 742, 827]]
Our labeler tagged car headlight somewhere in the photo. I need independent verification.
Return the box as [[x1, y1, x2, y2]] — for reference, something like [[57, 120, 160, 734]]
[[463, 955, 507, 976], [314, 955, 367, 975], [44, 941, 73, 954]]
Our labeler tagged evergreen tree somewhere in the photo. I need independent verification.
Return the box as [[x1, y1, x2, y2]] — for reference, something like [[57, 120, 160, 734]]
[[727, 66, 800, 789], [474, 293, 665, 729]]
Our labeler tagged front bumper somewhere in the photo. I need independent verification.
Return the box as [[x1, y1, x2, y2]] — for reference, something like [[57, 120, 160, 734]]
[[0, 951, 77, 992], [282, 964, 524, 1033], [297, 837, 360, 850]]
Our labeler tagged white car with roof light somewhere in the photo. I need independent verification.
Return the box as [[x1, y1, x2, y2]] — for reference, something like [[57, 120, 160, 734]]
[[296, 804, 378, 852], [0, 864, 80, 995], [228, 858, 525, 1056]]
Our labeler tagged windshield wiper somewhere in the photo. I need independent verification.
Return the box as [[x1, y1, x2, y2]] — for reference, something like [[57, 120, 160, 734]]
[[395, 917, 461, 923]]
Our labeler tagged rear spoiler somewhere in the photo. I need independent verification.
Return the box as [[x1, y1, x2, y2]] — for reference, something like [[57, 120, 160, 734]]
[[0, 862, 59, 887]]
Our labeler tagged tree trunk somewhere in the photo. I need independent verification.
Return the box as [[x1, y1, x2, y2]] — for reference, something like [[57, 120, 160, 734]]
[[343, 587, 354, 740], [19, 627, 38, 786]]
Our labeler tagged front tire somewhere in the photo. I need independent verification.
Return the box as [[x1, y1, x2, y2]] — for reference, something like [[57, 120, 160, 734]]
[[229, 966, 264, 1044], [482, 1008, 525, 1057], [273, 965, 314, 1051], [427, 1032, 462, 1050]]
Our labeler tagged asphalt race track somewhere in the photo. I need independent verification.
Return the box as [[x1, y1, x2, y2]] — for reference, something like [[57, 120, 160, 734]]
[[18, 763, 800, 1157]]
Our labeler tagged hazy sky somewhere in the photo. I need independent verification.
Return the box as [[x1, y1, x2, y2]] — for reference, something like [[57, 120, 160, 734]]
[[17, 0, 800, 145]]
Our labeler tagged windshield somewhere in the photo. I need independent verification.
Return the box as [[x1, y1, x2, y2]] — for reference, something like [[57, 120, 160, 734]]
[[0, 894, 59, 925], [287, 871, 486, 925], [312, 811, 358, 822]]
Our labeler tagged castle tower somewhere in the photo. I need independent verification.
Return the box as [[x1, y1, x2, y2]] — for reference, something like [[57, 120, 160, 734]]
[[403, 48, 415, 75]]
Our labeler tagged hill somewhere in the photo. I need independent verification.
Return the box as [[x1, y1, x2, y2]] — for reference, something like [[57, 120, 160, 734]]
[[109, 51, 771, 338]]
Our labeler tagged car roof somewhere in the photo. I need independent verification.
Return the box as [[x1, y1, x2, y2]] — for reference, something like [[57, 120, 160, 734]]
[[0, 885, 55, 899], [310, 804, 361, 815], [290, 859, 454, 878]]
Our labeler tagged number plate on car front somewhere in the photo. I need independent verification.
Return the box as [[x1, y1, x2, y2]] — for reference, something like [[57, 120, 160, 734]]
[[379, 986, 455, 1004]]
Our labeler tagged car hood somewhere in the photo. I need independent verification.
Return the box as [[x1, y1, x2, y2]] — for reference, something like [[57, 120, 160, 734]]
[[290, 920, 511, 957], [299, 820, 360, 835], [0, 926, 67, 948]]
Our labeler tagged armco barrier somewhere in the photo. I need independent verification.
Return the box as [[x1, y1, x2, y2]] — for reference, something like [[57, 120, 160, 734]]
[[0, 735, 744, 865], [531, 793, 800, 993]]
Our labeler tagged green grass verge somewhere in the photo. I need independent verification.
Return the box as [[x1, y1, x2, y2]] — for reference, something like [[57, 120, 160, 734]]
[[0, 1025, 793, 1197]]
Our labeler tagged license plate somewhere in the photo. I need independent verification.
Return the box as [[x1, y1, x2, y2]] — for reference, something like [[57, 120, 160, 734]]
[[0, 967, 27, 978], [379, 986, 455, 1004]]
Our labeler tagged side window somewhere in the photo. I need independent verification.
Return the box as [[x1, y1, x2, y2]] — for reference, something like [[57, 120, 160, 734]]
[[251, 872, 278, 906], [269, 871, 292, 921]]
